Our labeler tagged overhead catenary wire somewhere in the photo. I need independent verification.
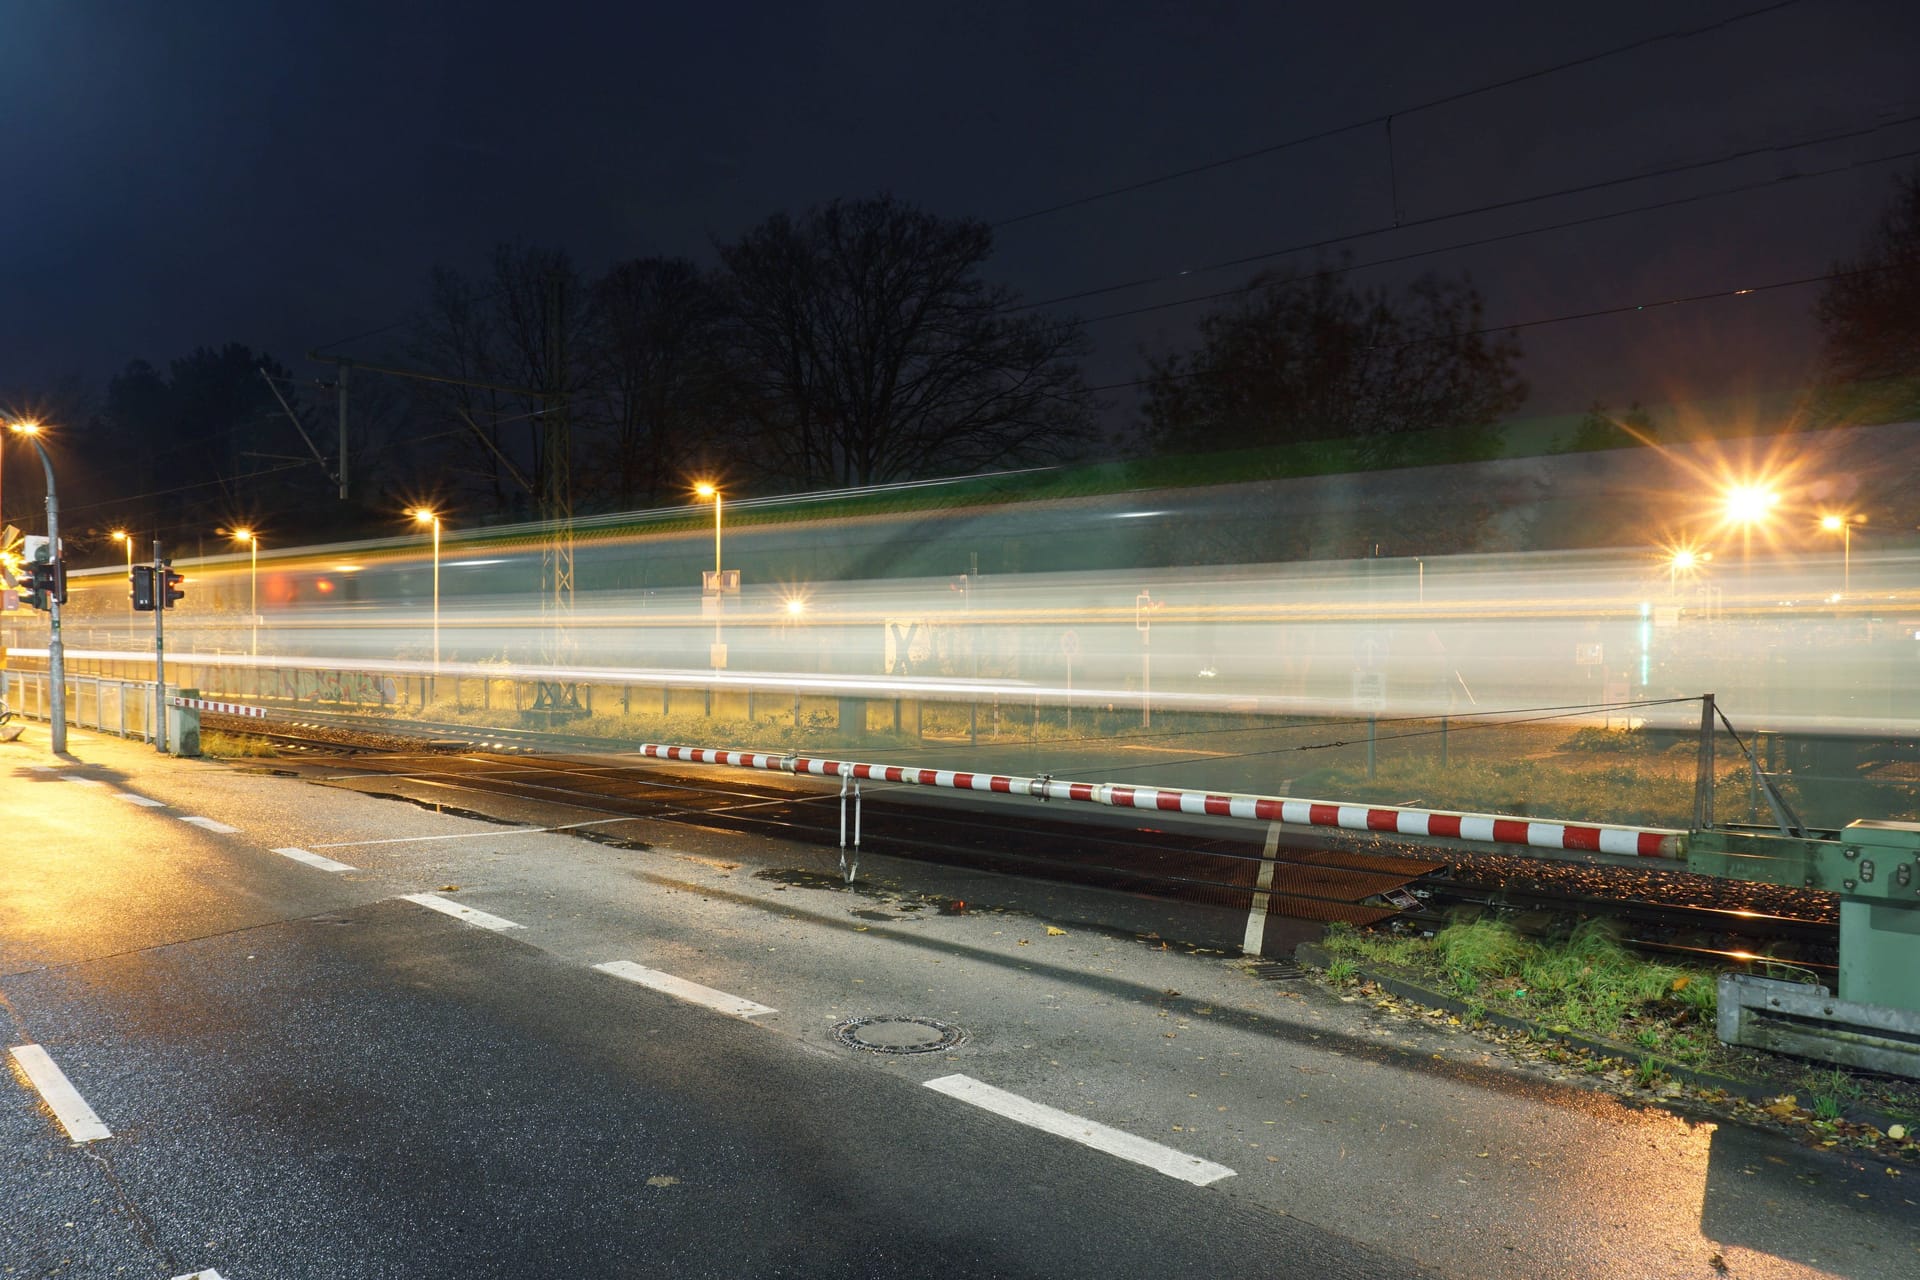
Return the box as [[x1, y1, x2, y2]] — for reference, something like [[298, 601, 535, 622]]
[[1077, 142, 1920, 327], [992, 0, 1806, 228], [1018, 111, 1920, 315], [1080, 261, 1897, 396]]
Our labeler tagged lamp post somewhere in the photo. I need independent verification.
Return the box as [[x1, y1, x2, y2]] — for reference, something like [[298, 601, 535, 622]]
[[412, 509, 441, 687], [1667, 548, 1696, 596], [232, 528, 258, 656], [1721, 484, 1777, 589], [112, 529, 132, 624], [695, 482, 725, 669], [1820, 513, 1862, 596], [8, 421, 65, 753], [694, 481, 723, 579]]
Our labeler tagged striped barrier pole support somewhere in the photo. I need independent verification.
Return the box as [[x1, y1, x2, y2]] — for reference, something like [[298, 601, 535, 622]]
[[632, 742, 1688, 859]]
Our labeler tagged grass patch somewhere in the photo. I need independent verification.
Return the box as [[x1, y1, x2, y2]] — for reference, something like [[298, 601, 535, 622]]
[[1321, 918, 1729, 1067], [198, 730, 281, 759]]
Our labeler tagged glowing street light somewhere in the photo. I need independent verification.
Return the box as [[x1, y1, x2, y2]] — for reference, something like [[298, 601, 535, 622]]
[[1819, 512, 1863, 596], [6, 419, 66, 752], [1668, 547, 1696, 594], [412, 508, 442, 683], [1720, 483, 1778, 580], [111, 529, 133, 618], [694, 481, 723, 578], [695, 482, 726, 669], [1722, 485, 1779, 525], [231, 528, 258, 655]]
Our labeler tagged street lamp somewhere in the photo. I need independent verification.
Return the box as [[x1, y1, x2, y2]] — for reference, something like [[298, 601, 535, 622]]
[[1721, 483, 1778, 583], [412, 508, 441, 685], [694, 481, 723, 579], [695, 482, 725, 669], [7, 420, 66, 752], [1819, 513, 1863, 597], [231, 528, 258, 656], [111, 529, 132, 621]]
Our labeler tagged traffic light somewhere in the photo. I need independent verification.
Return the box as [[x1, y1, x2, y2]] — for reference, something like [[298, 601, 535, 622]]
[[22, 559, 63, 611], [162, 565, 185, 609], [131, 564, 156, 611], [21, 561, 48, 611]]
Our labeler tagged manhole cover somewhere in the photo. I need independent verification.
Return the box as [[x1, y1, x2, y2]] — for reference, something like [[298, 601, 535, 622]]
[[832, 1015, 966, 1055]]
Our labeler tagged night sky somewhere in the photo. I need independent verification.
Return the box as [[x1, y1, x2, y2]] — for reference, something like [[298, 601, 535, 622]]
[[5, 0, 1919, 431]]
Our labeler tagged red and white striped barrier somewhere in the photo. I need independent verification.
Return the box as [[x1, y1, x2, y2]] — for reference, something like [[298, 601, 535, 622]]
[[634, 742, 1687, 859], [167, 697, 267, 719]]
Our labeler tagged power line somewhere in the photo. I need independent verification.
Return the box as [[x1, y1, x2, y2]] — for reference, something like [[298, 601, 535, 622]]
[[1378, 264, 1883, 352], [1019, 111, 1920, 314], [1082, 263, 1889, 396], [308, 281, 515, 357], [993, 0, 1806, 228], [1078, 142, 1920, 327]]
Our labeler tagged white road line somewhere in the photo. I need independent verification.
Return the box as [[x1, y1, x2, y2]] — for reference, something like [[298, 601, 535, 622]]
[[113, 791, 167, 808], [400, 893, 524, 932], [173, 1270, 227, 1280], [61, 776, 106, 787], [312, 817, 633, 849], [179, 816, 241, 833], [923, 1074, 1235, 1187], [272, 846, 358, 873], [1242, 819, 1283, 956], [7, 1044, 112, 1144], [592, 961, 777, 1018]]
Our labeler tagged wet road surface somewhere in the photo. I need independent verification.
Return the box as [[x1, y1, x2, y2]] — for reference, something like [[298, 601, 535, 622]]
[[3, 728, 1915, 1278]]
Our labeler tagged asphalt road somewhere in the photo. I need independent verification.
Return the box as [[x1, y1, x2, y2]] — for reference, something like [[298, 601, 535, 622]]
[[3, 727, 1916, 1279]]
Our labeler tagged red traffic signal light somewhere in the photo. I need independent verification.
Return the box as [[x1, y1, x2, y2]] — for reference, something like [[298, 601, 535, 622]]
[[162, 566, 185, 609]]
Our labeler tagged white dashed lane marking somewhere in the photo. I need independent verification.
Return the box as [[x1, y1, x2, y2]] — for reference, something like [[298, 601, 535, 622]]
[[114, 792, 167, 807], [173, 1270, 228, 1279], [60, 776, 106, 787], [311, 816, 632, 848], [179, 816, 241, 833], [273, 846, 358, 873], [923, 1074, 1235, 1186], [592, 961, 777, 1018], [400, 893, 524, 932], [7, 1044, 112, 1144]]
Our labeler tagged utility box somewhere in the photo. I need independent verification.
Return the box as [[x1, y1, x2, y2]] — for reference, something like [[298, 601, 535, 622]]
[[167, 688, 202, 758], [1837, 820, 1920, 1012]]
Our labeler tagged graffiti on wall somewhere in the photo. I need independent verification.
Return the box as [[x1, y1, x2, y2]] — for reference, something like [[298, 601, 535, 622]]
[[251, 668, 399, 704]]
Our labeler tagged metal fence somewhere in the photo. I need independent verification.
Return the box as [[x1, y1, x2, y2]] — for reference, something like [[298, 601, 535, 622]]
[[2, 670, 160, 743]]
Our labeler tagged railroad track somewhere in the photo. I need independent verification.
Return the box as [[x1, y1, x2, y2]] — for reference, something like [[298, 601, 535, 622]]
[[201, 705, 1842, 964]]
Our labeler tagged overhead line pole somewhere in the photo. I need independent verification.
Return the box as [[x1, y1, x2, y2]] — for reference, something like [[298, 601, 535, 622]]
[[532, 271, 581, 716], [305, 342, 578, 715]]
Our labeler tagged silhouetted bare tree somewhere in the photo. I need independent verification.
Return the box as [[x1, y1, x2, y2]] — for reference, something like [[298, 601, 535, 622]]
[[409, 245, 582, 517], [581, 257, 732, 509], [1142, 260, 1526, 463], [1816, 165, 1920, 424], [720, 195, 1092, 488]]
